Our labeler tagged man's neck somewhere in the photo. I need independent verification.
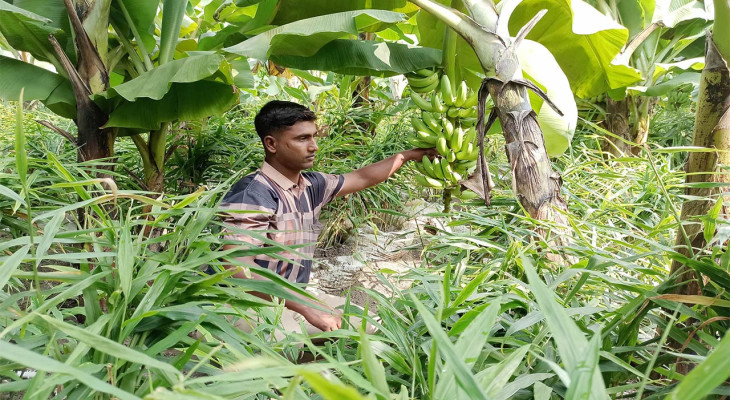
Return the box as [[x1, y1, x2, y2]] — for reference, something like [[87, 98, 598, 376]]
[[265, 158, 301, 184]]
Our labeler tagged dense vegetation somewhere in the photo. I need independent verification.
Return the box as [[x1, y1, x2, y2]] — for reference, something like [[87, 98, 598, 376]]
[[1, 80, 728, 398], [1, 0, 730, 399]]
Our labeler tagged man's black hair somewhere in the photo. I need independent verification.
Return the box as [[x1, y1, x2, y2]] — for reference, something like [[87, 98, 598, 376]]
[[254, 100, 316, 140]]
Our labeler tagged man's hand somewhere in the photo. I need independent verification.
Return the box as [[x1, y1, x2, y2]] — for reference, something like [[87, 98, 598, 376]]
[[302, 306, 342, 331], [402, 148, 438, 162]]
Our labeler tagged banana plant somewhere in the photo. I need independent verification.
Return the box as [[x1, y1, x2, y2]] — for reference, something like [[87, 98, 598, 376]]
[[508, 0, 714, 155], [405, 0, 576, 243], [0, 0, 241, 193], [597, 0, 712, 154], [670, 0, 729, 300]]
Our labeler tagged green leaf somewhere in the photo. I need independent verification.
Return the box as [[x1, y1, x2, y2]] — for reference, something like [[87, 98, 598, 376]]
[[359, 332, 390, 399], [667, 330, 730, 400], [272, 39, 442, 77], [518, 39, 577, 156], [299, 370, 368, 400], [103, 80, 238, 130], [656, 0, 713, 28], [481, 345, 532, 397], [508, 0, 642, 98], [564, 330, 601, 399], [0, 244, 29, 290], [224, 10, 407, 60], [95, 54, 227, 102], [35, 211, 65, 262], [9, 0, 74, 58], [704, 196, 723, 244], [159, 0, 187, 64], [0, 183, 26, 205], [37, 314, 181, 375], [118, 220, 134, 299], [14, 86, 26, 187], [270, 0, 416, 26], [0, 340, 140, 400], [411, 294, 488, 400], [521, 255, 610, 399], [0, 55, 76, 118], [231, 58, 255, 88], [642, 72, 700, 96], [616, 0, 655, 37], [110, 0, 157, 54], [0, 0, 62, 63]]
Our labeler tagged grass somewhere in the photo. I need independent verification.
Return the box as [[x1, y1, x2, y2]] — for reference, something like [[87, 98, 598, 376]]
[[1, 88, 730, 399]]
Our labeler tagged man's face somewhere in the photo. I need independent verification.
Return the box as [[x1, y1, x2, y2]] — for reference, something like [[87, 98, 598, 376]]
[[267, 120, 319, 171]]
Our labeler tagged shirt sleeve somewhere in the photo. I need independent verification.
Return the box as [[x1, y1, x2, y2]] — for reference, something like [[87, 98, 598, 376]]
[[319, 172, 345, 205]]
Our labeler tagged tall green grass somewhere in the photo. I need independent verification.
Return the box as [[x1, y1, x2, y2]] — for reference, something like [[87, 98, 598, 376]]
[[2, 90, 730, 399]]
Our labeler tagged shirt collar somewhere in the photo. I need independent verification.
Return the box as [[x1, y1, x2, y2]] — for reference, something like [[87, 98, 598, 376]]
[[260, 161, 312, 191]]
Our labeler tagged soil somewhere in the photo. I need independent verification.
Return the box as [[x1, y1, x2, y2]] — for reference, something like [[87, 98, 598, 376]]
[[311, 199, 443, 310]]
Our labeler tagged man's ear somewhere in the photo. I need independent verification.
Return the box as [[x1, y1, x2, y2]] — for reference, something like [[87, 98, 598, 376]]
[[263, 136, 277, 153]]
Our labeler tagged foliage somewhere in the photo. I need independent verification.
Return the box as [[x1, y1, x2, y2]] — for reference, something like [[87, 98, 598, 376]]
[[3, 77, 730, 398]]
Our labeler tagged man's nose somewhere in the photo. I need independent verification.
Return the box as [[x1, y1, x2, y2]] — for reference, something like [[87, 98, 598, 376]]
[[309, 139, 318, 152]]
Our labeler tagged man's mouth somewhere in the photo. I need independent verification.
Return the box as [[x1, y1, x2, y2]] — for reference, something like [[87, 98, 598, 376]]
[[305, 155, 316, 160]]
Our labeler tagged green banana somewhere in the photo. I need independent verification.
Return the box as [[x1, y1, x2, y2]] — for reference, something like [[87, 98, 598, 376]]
[[410, 92, 434, 112], [431, 92, 446, 113], [415, 68, 435, 77], [450, 125, 464, 151], [407, 72, 439, 89], [436, 136, 449, 157], [411, 79, 439, 93], [422, 112, 442, 132], [463, 90, 478, 108], [413, 174, 430, 187], [460, 118, 477, 128], [457, 107, 476, 119], [408, 136, 433, 149], [447, 150, 457, 163], [441, 118, 454, 141], [440, 158, 456, 183], [440, 74, 455, 106], [455, 158, 478, 169], [447, 106, 460, 118], [462, 127, 476, 151], [455, 81, 468, 107], [457, 143, 478, 160], [424, 175, 445, 189], [428, 157, 444, 179], [416, 130, 438, 145], [421, 156, 439, 179], [412, 116, 437, 136], [413, 160, 428, 176]]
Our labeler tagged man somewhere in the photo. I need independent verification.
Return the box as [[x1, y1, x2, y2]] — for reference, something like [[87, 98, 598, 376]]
[[221, 100, 434, 334]]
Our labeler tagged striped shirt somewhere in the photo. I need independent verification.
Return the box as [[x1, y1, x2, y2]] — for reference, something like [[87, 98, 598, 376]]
[[221, 162, 344, 284]]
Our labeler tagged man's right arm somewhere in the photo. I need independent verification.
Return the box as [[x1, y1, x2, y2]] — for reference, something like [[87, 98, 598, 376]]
[[222, 245, 341, 331]]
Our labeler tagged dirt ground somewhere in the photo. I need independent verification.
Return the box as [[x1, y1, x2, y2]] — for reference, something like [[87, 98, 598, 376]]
[[311, 199, 444, 309]]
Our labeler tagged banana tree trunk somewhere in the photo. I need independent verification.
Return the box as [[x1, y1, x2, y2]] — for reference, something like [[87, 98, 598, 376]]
[[51, 0, 115, 168], [602, 96, 658, 157], [602, 97, 632, 157], [632, 96, 658, 153], [411, 0, 571, 247], [131, 124, 169, 193], [487, 80, 569, 229], [670, 32, 730, 296]]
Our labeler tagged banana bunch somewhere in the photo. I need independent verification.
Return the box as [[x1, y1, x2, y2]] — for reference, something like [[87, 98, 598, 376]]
[[406, 68, 441, 93], [406, 72, 480, 190]]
